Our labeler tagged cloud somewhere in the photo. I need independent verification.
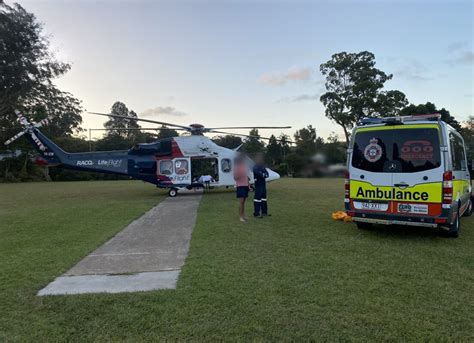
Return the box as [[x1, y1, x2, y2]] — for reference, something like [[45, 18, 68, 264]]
[[447, 51, 474, 65], [278, 93, 320, 103], [447, 41, 468, 52], [259, 66, 312, 85], [394, 59, 432, 82], [445, 41, 473, 66], [140, 106, 188, 117]]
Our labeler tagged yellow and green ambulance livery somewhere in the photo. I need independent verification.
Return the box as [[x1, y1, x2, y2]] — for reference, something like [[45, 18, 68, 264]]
[[345, 114, 472, 237]]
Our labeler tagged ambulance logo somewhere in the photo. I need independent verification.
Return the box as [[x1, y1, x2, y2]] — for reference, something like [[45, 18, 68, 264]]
[[364, 138, 383, 162]]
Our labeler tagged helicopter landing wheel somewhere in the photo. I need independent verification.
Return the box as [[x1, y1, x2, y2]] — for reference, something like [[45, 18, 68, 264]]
[[168, 188, 178, 197]]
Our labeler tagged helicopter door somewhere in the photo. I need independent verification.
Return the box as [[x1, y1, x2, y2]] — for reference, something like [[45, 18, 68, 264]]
[[171, 157, 192, 186]]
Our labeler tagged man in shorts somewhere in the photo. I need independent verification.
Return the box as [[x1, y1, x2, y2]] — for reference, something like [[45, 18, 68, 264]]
[[234, 155, 249, 222]]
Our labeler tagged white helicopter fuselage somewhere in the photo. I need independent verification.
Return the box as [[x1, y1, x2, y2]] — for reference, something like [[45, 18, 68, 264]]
[[158, 135, 280, 190]]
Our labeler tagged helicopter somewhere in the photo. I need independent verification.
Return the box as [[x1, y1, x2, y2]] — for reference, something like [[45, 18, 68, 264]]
[[4, 111, 291, 197]]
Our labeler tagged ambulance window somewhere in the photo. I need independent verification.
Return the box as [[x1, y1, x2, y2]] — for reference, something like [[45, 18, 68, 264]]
[[352, 131, 391, 173], [174, 159, 189, 175], [352, 128, 441, 173], [221, 159, 231, 173], [159, 160, 173, 175], [450, 133, 467, 171]]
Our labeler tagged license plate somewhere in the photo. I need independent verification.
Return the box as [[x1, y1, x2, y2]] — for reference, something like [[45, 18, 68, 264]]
[[354, 201, 388, 211]]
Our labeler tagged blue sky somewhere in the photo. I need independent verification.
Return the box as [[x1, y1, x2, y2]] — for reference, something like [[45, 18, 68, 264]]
[[18, 0, 473, 140]]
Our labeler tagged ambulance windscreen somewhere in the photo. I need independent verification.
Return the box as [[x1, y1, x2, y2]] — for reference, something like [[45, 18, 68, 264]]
[[351, 128, 441, 173]]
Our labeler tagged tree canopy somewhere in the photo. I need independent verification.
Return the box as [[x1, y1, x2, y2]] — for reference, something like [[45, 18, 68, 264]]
[[399, 102, 461, 130], [294, 125, 317, 156], [103, 102, 141, 138], [0, 2, 82, 136], [156, 125, 180, 140], [320, 51, 408, 144], [242, 129, 265, 155], [212, 135, 243, 149]]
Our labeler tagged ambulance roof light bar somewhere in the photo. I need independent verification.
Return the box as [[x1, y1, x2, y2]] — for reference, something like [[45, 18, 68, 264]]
[[359, 113, 442, 126]]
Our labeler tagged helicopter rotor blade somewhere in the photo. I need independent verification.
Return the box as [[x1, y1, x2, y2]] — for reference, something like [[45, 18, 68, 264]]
[[209, 130, 294, 144], [4, 130, 27, 146], [34, 115, 54, 128], [89, 112, 192, 131], [206, 126, 291, 131], [88, 127, 188, 131]]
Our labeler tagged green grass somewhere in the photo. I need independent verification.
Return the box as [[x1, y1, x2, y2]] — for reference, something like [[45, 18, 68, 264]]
[[0, 179, 473, 341]]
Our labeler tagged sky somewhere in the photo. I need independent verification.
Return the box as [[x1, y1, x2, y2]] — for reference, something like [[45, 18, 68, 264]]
[[16, 0, 474, 140]]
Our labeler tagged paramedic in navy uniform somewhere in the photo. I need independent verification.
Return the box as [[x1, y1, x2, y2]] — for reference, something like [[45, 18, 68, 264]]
[[252, 154, 270, 218]]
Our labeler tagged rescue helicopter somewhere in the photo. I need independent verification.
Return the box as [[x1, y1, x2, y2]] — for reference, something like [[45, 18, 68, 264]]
[[4, 111, 291, 196]]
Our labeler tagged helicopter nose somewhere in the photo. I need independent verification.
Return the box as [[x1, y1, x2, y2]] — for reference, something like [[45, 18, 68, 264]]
[[266, 168, 280, 182]]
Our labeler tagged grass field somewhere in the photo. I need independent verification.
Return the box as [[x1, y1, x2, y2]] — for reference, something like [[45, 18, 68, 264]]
[[0, 179, 473, 341]]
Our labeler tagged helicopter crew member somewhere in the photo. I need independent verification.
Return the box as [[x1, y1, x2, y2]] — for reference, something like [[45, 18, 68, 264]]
[[252, 154, 269, 218]]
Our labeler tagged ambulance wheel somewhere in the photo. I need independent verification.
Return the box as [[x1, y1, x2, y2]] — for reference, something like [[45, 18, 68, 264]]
[[446, 210, 460, 238], [356, 222, 372, 229], [168, 188, 178, 197], [463, 197, 472, 217]]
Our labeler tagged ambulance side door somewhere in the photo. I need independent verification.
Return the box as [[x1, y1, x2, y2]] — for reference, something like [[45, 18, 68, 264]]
[[449, 131, 471, 209]]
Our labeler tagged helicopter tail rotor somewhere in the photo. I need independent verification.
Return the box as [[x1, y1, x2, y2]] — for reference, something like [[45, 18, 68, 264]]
[[4, 111, 53, 146]]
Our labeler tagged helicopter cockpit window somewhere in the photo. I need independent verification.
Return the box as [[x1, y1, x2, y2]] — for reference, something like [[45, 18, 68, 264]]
[[159, 160, 173, 175], [175, 159, 189, 175], [221, 158, 231, 173]]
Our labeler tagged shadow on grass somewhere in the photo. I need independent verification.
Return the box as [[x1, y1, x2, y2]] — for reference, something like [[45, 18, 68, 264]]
[[359, 223, 443, 239]]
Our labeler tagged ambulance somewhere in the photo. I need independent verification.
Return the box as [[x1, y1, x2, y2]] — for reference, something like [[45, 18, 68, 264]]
[[345, 114, 472, 237]]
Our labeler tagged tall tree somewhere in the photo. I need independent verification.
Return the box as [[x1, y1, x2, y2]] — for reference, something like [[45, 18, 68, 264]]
[[156, 125, 180, 140], [321, 132, 346, 164], [266, 135, 282, 165], [212, 135, 243, 149], [320, 51, 407, 145], [242, 128, 265, 155], [104, 101, 141, 138], [0, 3, 82, 135], [294, 125, 317, 156], [399, 102, 461, 130], [278, 134, 291, 157], [461, 116, 473, 165]]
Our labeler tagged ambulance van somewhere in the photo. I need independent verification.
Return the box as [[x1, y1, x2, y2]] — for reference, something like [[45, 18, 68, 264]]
[[345, 114, 472, 237]]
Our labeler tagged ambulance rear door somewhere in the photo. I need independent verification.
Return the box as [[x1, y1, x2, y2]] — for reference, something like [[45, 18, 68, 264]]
[[390, 125, 443, 217], [350, 126, 395, 214]]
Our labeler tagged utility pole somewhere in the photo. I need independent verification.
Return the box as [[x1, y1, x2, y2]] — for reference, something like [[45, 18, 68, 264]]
[[89, 128, 92, 152]]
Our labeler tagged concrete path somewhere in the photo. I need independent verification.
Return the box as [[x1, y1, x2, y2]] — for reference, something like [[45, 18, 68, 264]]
[[38, 192, 202, 295]]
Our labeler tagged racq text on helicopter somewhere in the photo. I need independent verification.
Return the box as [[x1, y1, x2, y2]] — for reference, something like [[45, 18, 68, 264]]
[[4, 111, 290, 197]]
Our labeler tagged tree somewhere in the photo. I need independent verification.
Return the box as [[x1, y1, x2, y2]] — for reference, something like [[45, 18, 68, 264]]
[[242, 129, 265, 155], [104, 102, 141, 138], [321, 132, 346, 164], [284, 153, 306, 176], [294, 125, 317, 156], [377, 90, 409, 118], [399, 102, 461, 130], [266, 135, 282, 166], [156, 125, 180, 140], [212, 135, 243, 149], [0, 3, 82, 135], [320, 51, 408, 145], [461, 116, 473, 164], [278, 134, 291, 157]]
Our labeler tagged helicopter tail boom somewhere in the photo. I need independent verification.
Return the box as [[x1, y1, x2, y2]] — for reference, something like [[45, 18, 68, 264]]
[[4, 112, 130, 176], [27, 129, 129, 175]]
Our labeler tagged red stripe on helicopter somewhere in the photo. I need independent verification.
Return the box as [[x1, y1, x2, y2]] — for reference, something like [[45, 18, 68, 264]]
[[171, 139, 184, 157]]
